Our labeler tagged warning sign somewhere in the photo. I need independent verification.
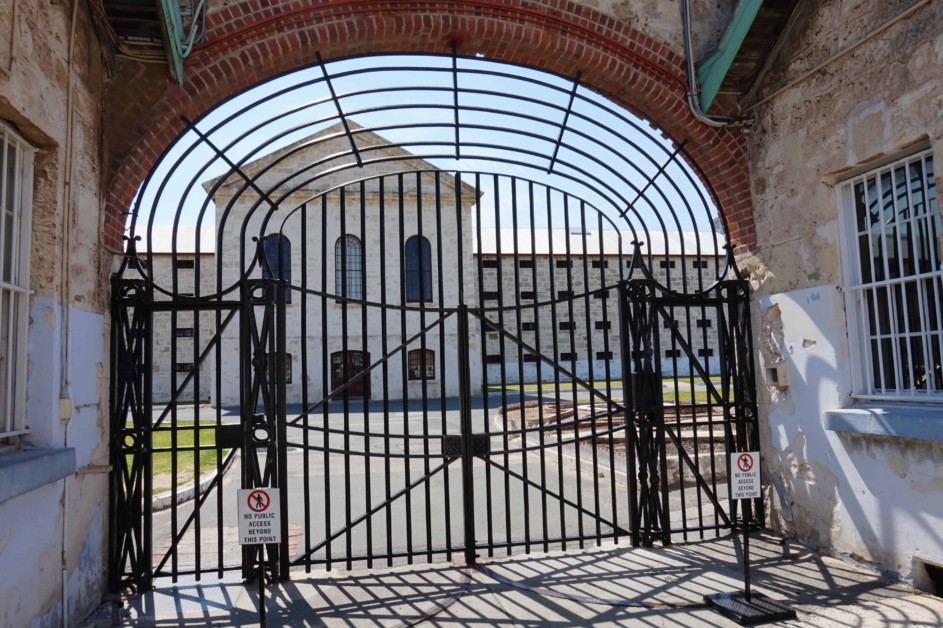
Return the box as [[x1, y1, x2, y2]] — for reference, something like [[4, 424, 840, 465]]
[[729, 451, 761, 500], [238, 488, 281, 545]]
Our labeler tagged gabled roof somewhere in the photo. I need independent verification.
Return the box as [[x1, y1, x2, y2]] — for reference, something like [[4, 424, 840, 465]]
[[203, 121, 479, 201]]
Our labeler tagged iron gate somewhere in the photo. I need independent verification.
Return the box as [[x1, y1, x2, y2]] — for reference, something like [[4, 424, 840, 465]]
[[108, 54, 760, 595]]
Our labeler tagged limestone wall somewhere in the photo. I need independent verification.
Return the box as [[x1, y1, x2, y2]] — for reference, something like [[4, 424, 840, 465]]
[[746, 0, 943, 581], [0, 0, 110, 625]]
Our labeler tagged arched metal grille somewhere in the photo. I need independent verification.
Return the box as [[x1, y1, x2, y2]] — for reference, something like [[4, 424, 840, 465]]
[[109, 54, 759, 592]]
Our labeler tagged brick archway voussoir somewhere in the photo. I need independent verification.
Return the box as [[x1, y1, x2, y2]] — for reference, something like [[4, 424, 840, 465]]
[[103, 0, 754, 254]]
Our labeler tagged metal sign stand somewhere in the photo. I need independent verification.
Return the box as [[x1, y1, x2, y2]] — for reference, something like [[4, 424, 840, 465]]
[[238, 488, 281, 628], [705, 452, 796, 625]]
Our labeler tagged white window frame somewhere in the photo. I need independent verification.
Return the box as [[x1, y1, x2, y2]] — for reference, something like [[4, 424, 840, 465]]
[[838, 148, 942, 402], [0, 122, 34, 442]]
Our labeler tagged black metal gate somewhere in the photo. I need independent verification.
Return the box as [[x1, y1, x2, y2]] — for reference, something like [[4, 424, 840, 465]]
[[108, 54, 760, 595]]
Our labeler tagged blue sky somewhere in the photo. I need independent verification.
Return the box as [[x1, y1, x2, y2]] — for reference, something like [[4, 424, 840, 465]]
[[132, 54, 717, 237]]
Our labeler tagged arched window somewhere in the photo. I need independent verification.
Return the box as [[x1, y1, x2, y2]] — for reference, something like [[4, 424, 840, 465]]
[[335, 235, 364, 299], [407, 349, 435, 381], [404, 235, 432, 303], [262, 234, 291, 303]]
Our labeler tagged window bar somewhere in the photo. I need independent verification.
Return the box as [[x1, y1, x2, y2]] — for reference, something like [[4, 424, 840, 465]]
[[320, 194, 332, 570], [891, 166, 918, 392], [300, 203, 312, 572], [878, 172, 905, 392], [415, 171, 434, 563], [359, 180, 373, 567], [378, 177, 394, 566], [562, 194, 584, 546], [474, 172, 495, 556], [493, 174, 512, 554], [397, 173, 415, 563], [908, 156, 937, 394], [865, 178, 891, 394]]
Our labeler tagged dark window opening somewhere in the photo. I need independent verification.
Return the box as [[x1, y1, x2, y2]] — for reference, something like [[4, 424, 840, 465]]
[[665, 349, 682, 358], [698, 348, 714, 357], [696, 319, 713, 328], [557, 290, 573, 299], [596, 351, 613, 360], [481, 259, 498, 269], [591, 260, 608, 269], [175, 327, 194, 338], [405, 235, 433, 303], [175, 362, 194, 373], [174, 258, 195, 270], [559, 321, 574, 331], [519, 259, 534, 268], [522, 354, 538, 363], [559, 352, 577, 361], [595, 321, 611, 330], [520, 290, 535, 300], [408, 349, 435, 381], [521, 322, 537, 331], [483, 291, 500, 301], [555, 260, 572, 269], [659, 260, 676, 269]]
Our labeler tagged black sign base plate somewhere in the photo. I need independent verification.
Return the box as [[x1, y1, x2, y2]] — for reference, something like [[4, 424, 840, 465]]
[[704, 592, 797, 625]]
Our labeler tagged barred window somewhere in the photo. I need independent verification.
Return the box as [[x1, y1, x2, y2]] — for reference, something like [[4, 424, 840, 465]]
[[407, 349, 435, 381], [335, 235, 364, 300], [840, 150, 942, 400], [0, 124, 33, 443]]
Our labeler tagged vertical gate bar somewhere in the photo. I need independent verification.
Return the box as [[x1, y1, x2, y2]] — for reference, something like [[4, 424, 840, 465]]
[[439, 171, 452, 559], [705, 301, 720, 536], [276, 252, 290, 580], [652, 288, 670, 545], [594, 218, 616, 543], [398, 173, 414, 563], [239, 279, 252, 580], [718, 293, 733, 532], [143, 286, 154, 588], [320, 194, 332, 571], [510, 178, 531, 554], [359, 180, 373, 569], [579, 201, 602, 546], [473, 172, 494, 557], [416, 171, 433, 563], [457, 304, 476, 565], [493, 174, 512, 554], [529, 182, 549, 553], [301, 203, 312, 573], [562, 195, 584, 546], [672, 299, 689, 541], [619, 277, 639, 546], [214, 244, 225, 578], [545, 188, 565, 551], [378, 178, 394, 567], [339, 186, 353, 570], [169, 305, 179, 580], [193, 281, 204, 577]]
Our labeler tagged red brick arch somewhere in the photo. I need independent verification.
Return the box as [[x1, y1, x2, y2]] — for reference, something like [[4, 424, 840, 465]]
[[103, 0, 754, 252]]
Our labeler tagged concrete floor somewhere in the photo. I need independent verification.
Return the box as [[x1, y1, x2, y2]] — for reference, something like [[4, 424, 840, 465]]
[[83, 535, 943, 626]]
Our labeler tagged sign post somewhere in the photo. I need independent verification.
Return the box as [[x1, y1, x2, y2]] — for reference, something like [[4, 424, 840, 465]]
[[704, 452, 795, 625], [238, 488, 281, 627]]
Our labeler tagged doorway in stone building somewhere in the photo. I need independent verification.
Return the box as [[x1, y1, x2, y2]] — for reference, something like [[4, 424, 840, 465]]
[[109, 54, 758, 593]]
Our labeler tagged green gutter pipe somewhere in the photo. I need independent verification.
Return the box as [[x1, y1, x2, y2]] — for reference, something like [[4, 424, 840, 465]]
[[696, 0, 763, 112]]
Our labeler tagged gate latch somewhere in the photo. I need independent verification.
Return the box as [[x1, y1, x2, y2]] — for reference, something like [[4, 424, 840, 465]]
[[441, 434, 492, 458]]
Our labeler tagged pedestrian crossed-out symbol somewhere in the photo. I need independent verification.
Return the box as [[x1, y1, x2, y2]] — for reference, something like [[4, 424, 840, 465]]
[[737, 453, 754, 473], [248, 489, 270, 512]]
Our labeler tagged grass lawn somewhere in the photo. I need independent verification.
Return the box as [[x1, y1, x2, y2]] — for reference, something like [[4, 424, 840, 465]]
[[142, 421, 222, 494]]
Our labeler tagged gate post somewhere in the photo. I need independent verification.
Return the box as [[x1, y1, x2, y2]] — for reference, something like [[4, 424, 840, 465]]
[[238, 277, 287, 581], [109, 270, 154, 594], [457, 304, 477, 564], [620, 277, 669, 547]]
